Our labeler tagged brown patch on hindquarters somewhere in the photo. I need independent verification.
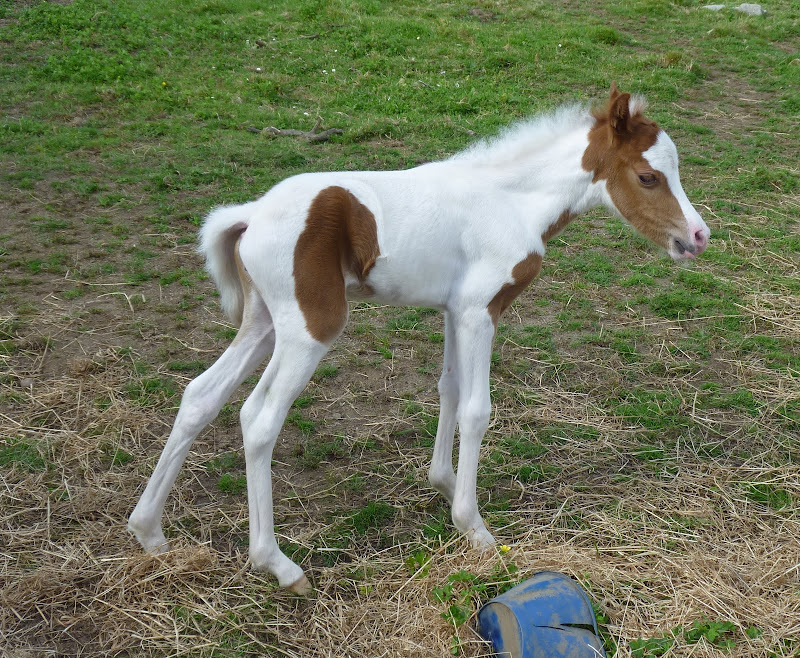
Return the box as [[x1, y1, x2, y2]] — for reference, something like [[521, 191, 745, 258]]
[[346, 281, 376, 299], [487, 252, 543, 325], [582, 84, 684, 250], [294, 186, 380, 343]]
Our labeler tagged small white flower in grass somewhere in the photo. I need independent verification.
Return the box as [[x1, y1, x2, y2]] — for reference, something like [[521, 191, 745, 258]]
[[303, 112, 310, 116], [331, 68, 336, 72], [256, 67, 262, 72]]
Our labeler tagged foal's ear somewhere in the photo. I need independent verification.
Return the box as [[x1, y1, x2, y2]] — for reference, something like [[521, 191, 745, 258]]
[[608, 86, 632, 138]]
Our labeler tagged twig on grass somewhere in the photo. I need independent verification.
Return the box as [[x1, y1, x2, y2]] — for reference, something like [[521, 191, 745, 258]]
[[97, 291, 145, 315], [246, 117, 343, 143]]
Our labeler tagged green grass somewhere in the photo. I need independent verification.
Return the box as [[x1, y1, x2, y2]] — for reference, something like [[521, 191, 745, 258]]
[[743, 482, 792, 511], [206, 451, 240, 474], [299, 434, 347, 468], [125, 377, 178, 407], [0, 436, 48, 472], [286, 410, 315, 436], [217, 473, 247, 495], [103, 444, 134, 467], [313, 364, 340, 381], [347, 501, 395, 535]]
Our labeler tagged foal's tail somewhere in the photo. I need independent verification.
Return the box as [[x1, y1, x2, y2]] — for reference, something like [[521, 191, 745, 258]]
[[199, 202, 257, 326]]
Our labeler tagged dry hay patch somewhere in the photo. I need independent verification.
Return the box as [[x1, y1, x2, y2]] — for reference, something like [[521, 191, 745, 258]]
[[2, 292, 800, 656]]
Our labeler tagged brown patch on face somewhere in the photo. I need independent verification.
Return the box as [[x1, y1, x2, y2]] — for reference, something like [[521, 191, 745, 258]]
[[542, 210, 576, 243], [487, 252, 543, 326], [294, 186, 380, 343], [582, 86, 685, 250]]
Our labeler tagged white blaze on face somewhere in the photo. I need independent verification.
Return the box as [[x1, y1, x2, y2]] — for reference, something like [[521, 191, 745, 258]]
[[643, 132, 707, 228], [642, 130, 711, 260]]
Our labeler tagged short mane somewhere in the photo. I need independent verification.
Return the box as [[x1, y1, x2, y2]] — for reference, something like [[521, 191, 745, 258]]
[[450, 103, 593, 166]]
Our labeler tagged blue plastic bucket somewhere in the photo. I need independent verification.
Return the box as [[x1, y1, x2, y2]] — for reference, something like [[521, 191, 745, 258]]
[[477, 571, 606, 658]]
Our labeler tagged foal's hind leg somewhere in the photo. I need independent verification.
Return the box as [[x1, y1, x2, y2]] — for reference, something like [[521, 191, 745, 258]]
[[239, 328, 331, 593], [128, 289, 274, 554], [429, 312, 459, 502]]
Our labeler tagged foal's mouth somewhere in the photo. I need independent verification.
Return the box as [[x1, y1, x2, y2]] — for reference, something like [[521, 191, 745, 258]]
[[673, 237, 697, 257], [667, 234, 702, 262]]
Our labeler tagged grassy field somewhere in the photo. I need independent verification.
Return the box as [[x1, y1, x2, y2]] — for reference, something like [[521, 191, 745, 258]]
[[1, 0, 798, 655]]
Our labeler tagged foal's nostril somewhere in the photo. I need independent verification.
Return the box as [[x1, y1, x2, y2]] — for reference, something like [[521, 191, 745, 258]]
[[694, 229, 708, 248]]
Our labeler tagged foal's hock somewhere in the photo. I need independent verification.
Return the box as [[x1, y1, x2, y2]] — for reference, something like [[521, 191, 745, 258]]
[[128, 84, 710, 593]]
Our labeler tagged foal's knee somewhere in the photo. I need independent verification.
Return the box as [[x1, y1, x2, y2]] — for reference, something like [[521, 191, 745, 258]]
[[438, 371, 459, 406], [239, 392, 260, 432], [240, 396, 286, 453], [176, 376, 222, 432], [456, 399, 491, 435], [428, 461, 455, 495]]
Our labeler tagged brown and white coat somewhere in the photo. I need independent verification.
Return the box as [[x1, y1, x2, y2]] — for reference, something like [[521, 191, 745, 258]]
[[129, 85, 710, 593]]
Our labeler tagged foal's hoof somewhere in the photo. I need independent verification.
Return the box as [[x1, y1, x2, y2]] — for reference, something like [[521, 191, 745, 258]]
[[469, 527, 496, 550], [147, 541, 170, 555], [288, 574, 312, 595], [128, 522, 170, 555]]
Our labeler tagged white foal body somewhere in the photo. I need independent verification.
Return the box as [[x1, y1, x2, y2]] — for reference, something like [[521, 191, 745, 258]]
[[129, 85, 710, 592]]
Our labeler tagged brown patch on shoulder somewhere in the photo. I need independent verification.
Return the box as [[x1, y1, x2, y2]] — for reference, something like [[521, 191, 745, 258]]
[[294, 186, 380, 343], [542, 210, 576, 243], [487, 252, 542, 326]]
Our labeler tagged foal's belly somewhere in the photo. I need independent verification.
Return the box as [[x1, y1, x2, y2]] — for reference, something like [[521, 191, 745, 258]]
[[345, 252, 457, 310]]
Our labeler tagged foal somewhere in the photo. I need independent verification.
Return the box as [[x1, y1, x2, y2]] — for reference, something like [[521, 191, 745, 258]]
[[129, 84, 710, 593]]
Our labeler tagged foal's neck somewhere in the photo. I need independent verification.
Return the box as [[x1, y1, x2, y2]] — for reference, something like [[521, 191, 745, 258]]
[[471, 123, 601, 236]]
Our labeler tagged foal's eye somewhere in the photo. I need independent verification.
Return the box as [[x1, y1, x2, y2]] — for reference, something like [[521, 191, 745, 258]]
[[638, 172, 658, 186]]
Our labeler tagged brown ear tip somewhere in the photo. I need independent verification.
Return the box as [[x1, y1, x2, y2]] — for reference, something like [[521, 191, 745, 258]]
[[610, 91, 631, 117], [609, 81, 623, 97]]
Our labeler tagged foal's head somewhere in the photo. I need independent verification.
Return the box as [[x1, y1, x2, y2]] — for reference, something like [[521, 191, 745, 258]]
[[583, 84, 710, 260]]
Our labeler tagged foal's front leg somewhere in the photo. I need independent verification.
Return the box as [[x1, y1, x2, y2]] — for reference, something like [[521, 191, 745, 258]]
[[450, 308, 496, 548]]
